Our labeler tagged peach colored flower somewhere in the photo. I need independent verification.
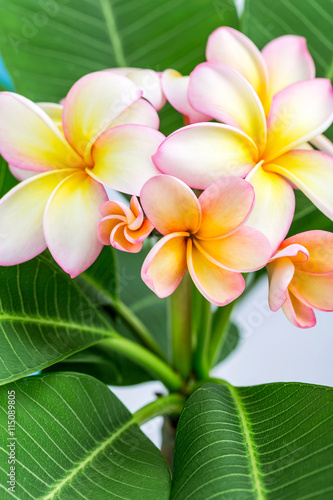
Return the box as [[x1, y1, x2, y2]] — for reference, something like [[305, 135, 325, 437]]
[[0, 71, 164, 277], [267, 231, 333, 328], [98, 197, 153, 253], [140, 175, 271, 305]]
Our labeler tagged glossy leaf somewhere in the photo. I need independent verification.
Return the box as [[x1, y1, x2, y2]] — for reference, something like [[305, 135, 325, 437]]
[[172, 381, 333, 499], [0, 372, 171, 499]]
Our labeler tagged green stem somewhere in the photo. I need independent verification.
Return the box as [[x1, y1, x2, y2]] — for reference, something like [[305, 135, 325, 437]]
[[169, 272, 192, 379], [104, 337, 184, 392], [193, 296, 212, 380], [133, 393, 186, 426], [111, 299, 167, 361], [208, 302, 234, 368]]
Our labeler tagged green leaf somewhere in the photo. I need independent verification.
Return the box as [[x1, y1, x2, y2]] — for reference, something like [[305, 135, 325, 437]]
[[172, 381, 333, 499], [43, 342, 152, 385], [0, 372, 171, 499], [0, 157, 17, 197], [0, 0, 239, 103], [0, 254, 117, 385], [215, 322, 240, 365], [242, 0, 333, 79]]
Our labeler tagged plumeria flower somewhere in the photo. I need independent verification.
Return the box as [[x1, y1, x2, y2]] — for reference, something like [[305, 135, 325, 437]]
[[0, 71, 164, 277], [154, 64, 333, 252], [267, 231, 333, 328], [140, 175, 271, 305], [107, 67, 166, 110], [206, 27, 315, 114], [98, 196, 153, 253], [162, 69, 210, 124]]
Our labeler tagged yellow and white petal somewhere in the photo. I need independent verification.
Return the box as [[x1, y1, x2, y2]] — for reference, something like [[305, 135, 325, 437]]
[[140, 175, 201, 235], [246, 164, 295, 253], [196, 177, 255, 238], [126, 68, 166, 111], [282, 289, 316, 328], [206, 27, 268, 101], [291, 270, 333, 311], [89, 125, 164, 196], [266, 257, 295, 311], [62, 71, 142, 161], [282, 230, 333, 274], [109, 98, 159, 130], [141, 233, 188, 298], [153, 123, 258, 190], [37, 102, 63, 126], [266, 150, 333, 220], [189, 62, 267, 153], [187, 239, 245, 306], [161, 69, 210, 124], [262, 35, 315, 110], [9, 165, 38, 181], [44, 171, 107, 278], [0, 169, 72, 265], [310, 134, 333, 155], [264, 79, 333, 162], [0, 92, 82, 172], [196, 226, 271, 272]]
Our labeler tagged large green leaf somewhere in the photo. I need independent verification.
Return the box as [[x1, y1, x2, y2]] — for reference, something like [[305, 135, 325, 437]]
[[0, 254, 117, 385], [0, 372, 171, 499], [0, 157, 17, 197], [0, 0, 239, 103], [242, 0, 333, 79], [42, 342, 152, 385], [172, 382, 333, 499]]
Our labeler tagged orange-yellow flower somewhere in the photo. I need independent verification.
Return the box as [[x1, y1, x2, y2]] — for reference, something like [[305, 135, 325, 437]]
[[267, 231, 333, 328], [98, 197, 153, 253], [140, 175, 271, 305]]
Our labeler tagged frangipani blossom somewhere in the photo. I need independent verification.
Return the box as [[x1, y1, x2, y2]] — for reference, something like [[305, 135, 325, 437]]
[[206, 27, 315, 114], [98, 197, 153, 253], [162, 69, 210, 124], [140, 175, 271, 305], [0, 71, 164, 277], [267, 231, 333, 328], [107, 67, 166, 111], [154, 65, 333, 252]]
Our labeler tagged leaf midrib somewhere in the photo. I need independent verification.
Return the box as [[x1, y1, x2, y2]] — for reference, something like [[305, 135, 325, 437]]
[[99, 0, 127, 67], [228, 385, 267, 500], [42, 414, 139, 500], [0, 313, 115, 339]]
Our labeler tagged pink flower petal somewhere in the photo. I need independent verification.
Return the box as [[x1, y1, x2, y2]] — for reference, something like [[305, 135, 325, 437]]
[[140, 175, 201, 235], [44, 171, 107, 278], [267, 257, 295, 311], [0, 92, 82, 172], [291, 271, 333, 311], [281, 230, 333, 274], [125, 219, 154, 243], [141, 233, 188, 298], [196, 226, 271, 272], [282, 289, 316, 328], [111, 222, 142, 253], [206, 27, 268, 102], [0, 169, 72, 265], [98, 215, 126, 245], [162, 69, 210, 124], [62, 71, 142, 162], [187, 239, 245, 306], [196, 177, 255, 239], [265, 150, 333, 220], [246, 164, 295, 253], [262, 35, 315, 109], [89, 124, 164, 196], [109, 98, 159, 130], [264, 79, 333, 162], [152, 123, 258, 190], [188, 62, 267, 153]]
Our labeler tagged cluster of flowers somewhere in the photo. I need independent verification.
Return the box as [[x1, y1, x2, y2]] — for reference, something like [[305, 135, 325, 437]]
[[0, 28, 333, 328]]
